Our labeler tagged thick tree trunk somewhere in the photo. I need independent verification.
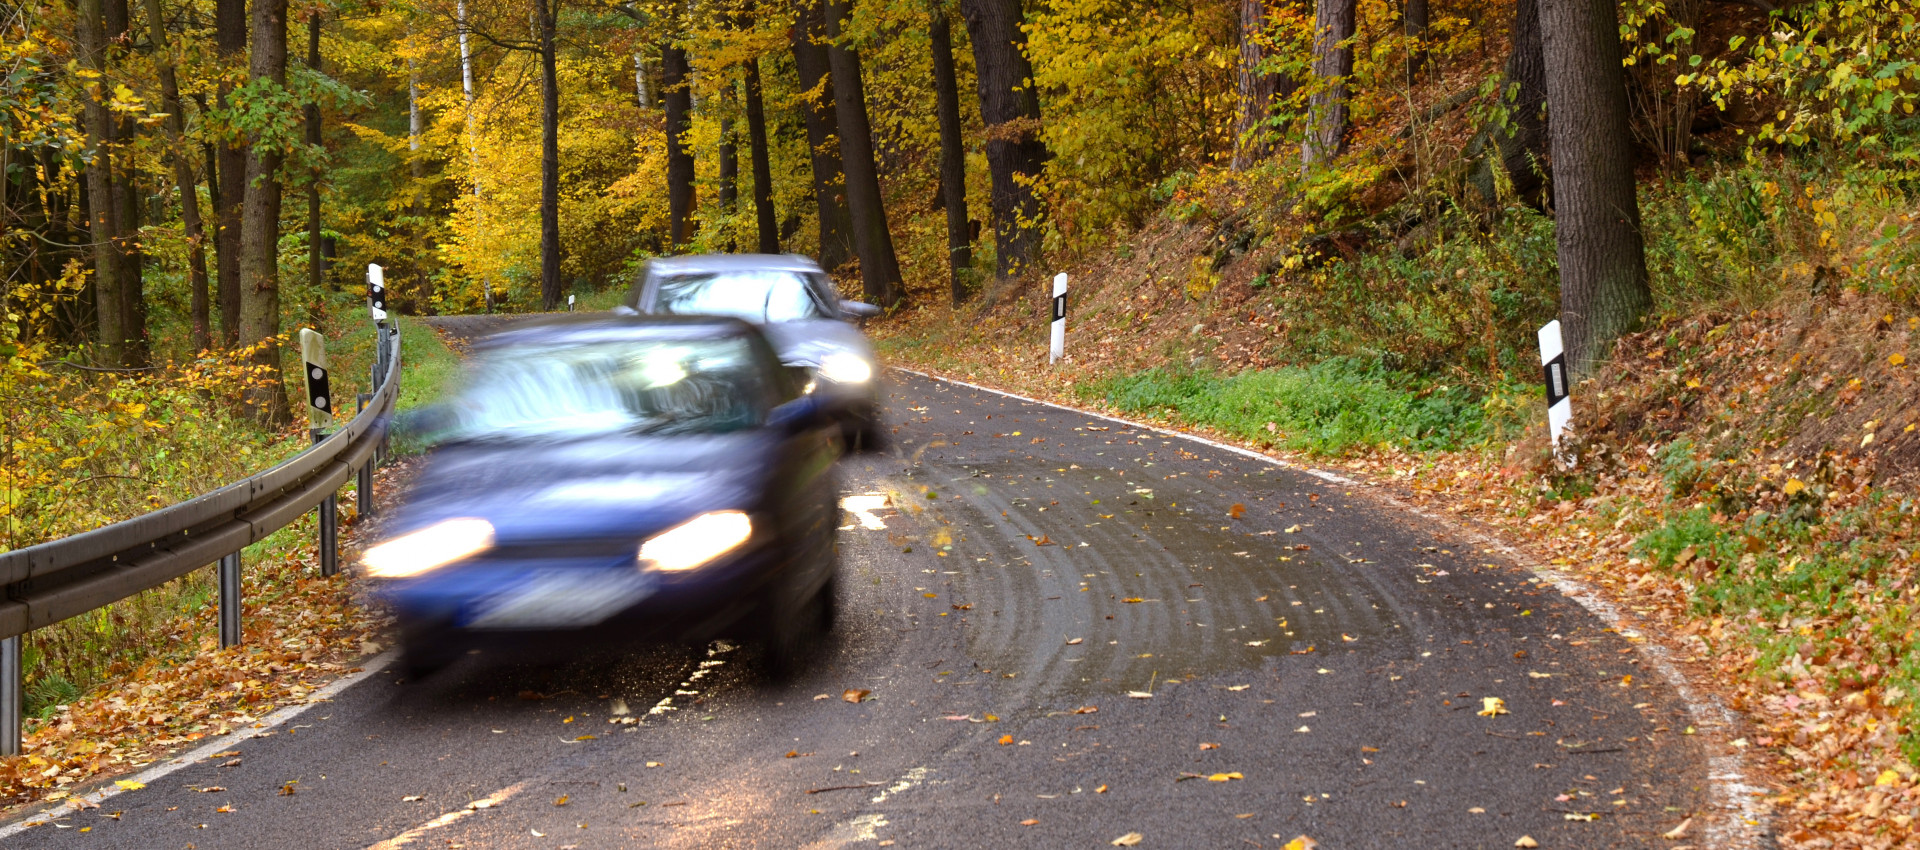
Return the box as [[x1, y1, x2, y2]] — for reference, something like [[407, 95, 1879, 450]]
[[744, 58, 780, 254], [823, 0, 904, 306], [215, 0, 246, 345], [1540, 0, 1651, 377], [960, 0, 1046, 280], [929, 10, 971, 302], [537, 0, 563, 308], [105, 0, 145, 365], [1302, 0, 1356, 169], [1473, 0, 1550, 207], [76, 0, 125, 364], [306, 11, 325, 292], [1232, 0, 1277, 170], [1404, 0, 1429, 81], [662, 43, 697, 248], [240, 0, 292, 424], [143, 0, 213, 351], [789, 0, 852, 270]]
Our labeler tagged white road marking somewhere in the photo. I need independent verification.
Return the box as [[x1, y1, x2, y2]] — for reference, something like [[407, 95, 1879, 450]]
[[0, 651, 396, 838], [891, 366, 1770, 849], [365, 780, 527, 849], [840, 494, 890, 530]]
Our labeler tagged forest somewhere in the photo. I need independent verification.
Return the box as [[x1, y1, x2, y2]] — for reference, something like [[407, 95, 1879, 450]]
[[3, 0, 1920, 839]]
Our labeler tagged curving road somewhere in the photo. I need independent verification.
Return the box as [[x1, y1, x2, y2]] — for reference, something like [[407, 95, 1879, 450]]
[[6, 319, 1720, 848]]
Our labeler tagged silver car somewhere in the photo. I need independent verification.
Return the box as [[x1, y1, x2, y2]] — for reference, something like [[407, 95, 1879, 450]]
[[619, 254, 886, 450]]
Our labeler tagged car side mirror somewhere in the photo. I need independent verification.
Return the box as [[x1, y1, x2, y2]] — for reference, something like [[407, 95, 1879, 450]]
[[767, 396, 828, 433], [839, 300, 880, 319]]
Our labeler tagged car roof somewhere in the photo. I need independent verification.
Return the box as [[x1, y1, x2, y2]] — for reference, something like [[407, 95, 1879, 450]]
[[472, 314, 768, 352], [644, 254, 825, 275]]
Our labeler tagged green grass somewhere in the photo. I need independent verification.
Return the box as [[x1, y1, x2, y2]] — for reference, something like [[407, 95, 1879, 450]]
[[1087, 360, 1508, 456]]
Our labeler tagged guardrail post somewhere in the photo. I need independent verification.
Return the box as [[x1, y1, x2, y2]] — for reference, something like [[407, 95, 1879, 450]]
[[313, 429, 340, 577], [1, 636, 20, 756], [218, 553, 243, 648], [357, 392, 375, 518]]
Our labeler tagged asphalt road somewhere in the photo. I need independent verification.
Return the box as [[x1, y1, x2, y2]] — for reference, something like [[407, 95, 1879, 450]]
[[8, 324, 1715, 849]]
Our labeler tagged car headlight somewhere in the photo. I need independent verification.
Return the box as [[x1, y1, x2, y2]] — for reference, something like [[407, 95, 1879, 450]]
[[640, 511, 753, 572], [816, 352, 873, 384], [363, 518, 495, 578]]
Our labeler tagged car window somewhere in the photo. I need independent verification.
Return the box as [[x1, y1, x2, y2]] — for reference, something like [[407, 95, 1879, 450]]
[[449, 338, 772, 439], [651, 271, 827, 323]]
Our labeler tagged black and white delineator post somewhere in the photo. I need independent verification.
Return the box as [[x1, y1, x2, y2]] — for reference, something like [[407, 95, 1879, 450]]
[[300, 328, 340, 576], [568, 294, 575, 312], [1538, 320, 1572, 465], [368, 263, 388, 323], [1049, 273, 1068, 364]]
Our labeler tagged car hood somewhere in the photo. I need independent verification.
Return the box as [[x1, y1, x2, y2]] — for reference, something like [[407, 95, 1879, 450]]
[[390, 433, 775, 544], [758, 320, 874, 368]]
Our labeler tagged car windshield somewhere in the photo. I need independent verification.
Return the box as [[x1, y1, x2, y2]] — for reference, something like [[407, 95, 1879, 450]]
[[652, 271, 827, 323], [447, 338, 770, 440]]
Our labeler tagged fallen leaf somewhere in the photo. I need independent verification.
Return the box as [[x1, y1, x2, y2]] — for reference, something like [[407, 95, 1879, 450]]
[[1019, 819, 1039, 826], [1479, 697, 1508, 717], [278, 782, 297, 796], [1199, 742, 1220, 750], [1096, 784, 1108, 793], [1283, 837, 1318, 850], [198, 786, 227, 793], [1122, 597, 1144, 603], [1228, 503, 1246, 519], [114, 780, 145, 792], [215, 805, 233, 813], [843, 689, 871, 703], [1664, 817, 1693, 839], [1127, 691, 1153, 699], [402, 795, 425, 802], [1515, 838, 1539, 849], [999, 735, 1015, 745], [1874, 770, 1900, 787], [1112, 833, 1144, 846], [1284, 525, 1302, 533], [1066, 638, 1083, 645], [1226, 684, 1250, 691], [555, 795, 570, 806], [1208, 772, 1244, 782]]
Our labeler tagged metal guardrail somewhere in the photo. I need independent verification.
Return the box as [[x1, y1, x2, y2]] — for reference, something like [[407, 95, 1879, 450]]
[[0, 321, 403, 755]]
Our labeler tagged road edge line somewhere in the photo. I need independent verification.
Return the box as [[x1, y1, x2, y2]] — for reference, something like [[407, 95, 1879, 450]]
[[0, 650, 396, 838], [892, 365, 1770, 848]]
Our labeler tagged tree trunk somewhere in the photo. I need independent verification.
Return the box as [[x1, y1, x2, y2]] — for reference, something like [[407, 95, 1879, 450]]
[[789, 0, 852, 269], [76, 0, 125, 365], [662, 42, 697, 248], [105, 0, 145, 365], [215, 0, 246, 345], [239, 0, 292, 424], [306, 11, 325, 292], [143, 0, 213, 351], [1473, 0, 1550, 207], [960, 0, 1046, 280], [744, 58, 780, 253], [1302, 0, 1356, 169], [719, 114, 740, 247], [929, 9, 971, 302], [1539, 0, 1651, 377], [537, 0, 562, 309], [1404, 0, 1429, 82], [823, 0, 904, 306], [1232, 0, 1278, 170]]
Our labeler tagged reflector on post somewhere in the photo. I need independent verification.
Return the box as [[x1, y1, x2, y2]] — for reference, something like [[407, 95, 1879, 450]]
[[299, 328, 333, 430], [368, 263, 388, 322], [1049, 273, 1067, 364], [1538, 320, 1572, 466]]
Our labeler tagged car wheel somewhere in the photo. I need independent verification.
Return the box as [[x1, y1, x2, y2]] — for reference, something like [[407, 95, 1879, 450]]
[[845, 420, 888, 454], [759, 574, 833, 683], [397, 620, 457, 681]]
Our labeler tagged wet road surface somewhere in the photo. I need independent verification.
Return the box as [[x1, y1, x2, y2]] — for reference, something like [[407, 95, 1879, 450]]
[[7, 326, 1715, 849]]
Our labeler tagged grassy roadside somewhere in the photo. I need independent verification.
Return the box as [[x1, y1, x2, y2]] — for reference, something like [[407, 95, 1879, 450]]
[[873, 158, 1918, 846], [0, 316, 461, 813]]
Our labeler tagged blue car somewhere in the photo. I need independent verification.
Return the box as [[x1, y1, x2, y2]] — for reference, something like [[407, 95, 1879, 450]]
[[366, 315, 842, 680]]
